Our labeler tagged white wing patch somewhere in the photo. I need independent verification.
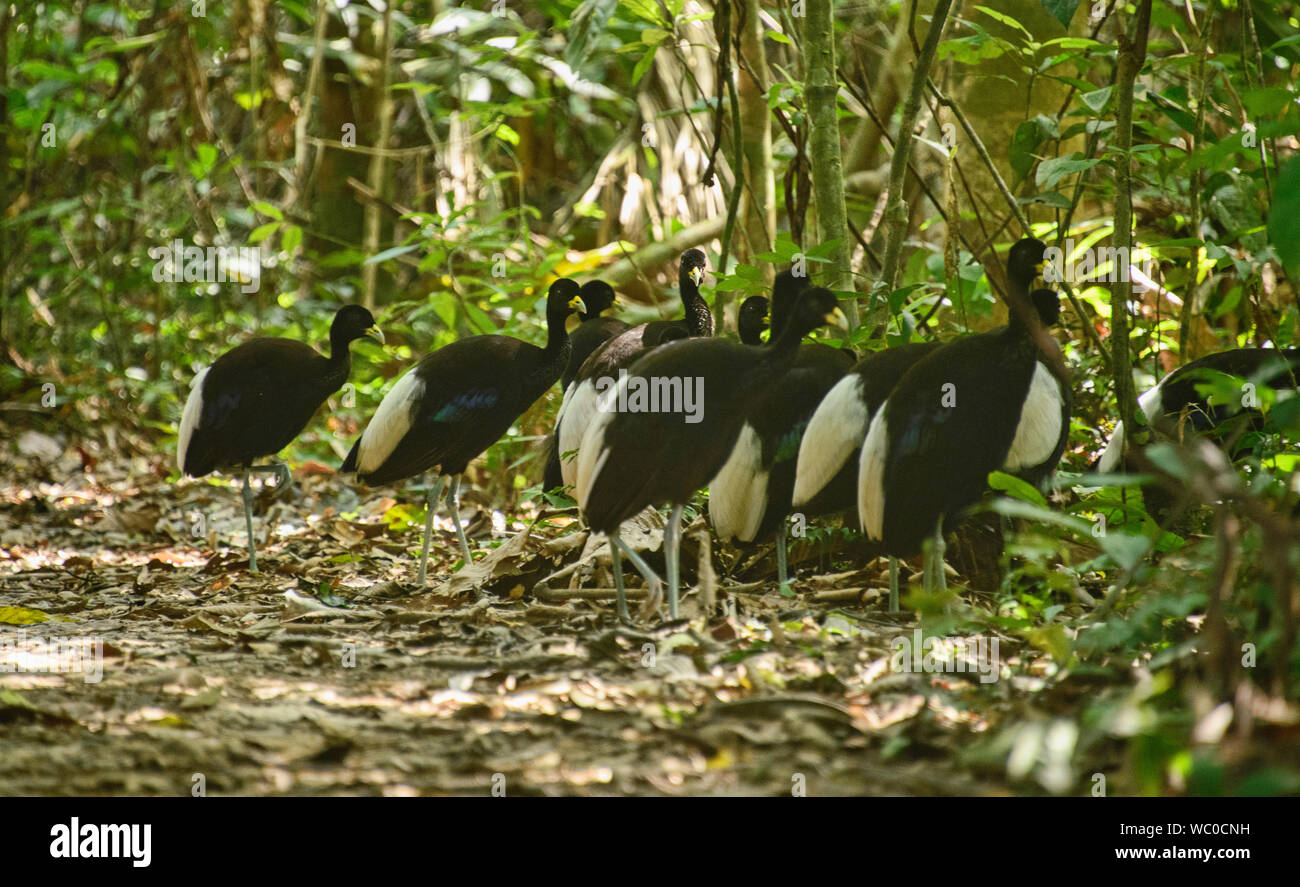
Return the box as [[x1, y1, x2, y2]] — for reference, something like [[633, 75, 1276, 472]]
[[176, 366, 210, 475], [1096, 379, 1164, 473], [574, 373, 626, 511], [858, 410, 889, 540], [1095, 419, 1126, 475], [557, 378, 600, 487], [355, 368, 425, 475], [708, 422, 768, 543], [1004, 362, 1065, 472], [793, 374, 867, 507]]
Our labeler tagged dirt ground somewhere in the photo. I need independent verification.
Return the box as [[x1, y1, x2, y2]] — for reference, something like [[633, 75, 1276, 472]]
[[0, 432, 1136, 797]]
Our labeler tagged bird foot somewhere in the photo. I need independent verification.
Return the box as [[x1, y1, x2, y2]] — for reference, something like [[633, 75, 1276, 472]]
[[638, 578, 664, 623]]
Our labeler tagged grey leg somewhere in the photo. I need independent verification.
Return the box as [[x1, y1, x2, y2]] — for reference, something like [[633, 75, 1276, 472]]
[[776, 519, 790, 591], [888, 555, 899, 613], [417, 476, 447, 586], [610, 539, 631, 623], [664, 504, 684, 620], [241, 467, 258, 573], [447, 475, 473, 567], [612, 532, 664, 618]]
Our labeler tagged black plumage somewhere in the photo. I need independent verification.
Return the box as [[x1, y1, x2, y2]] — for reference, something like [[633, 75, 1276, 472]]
[[575, 288, 849, 620], [859, 238, 1069, 606], [562, 280, 628, 391], [342, 278, 586, 583], [737, 296, 770, 346], [541, 279, 627, 490], [176, 304, 384, 572], [553, 249, 712, 488], [793, 342, 942, 521], [1097, 347, 1300, 472], [710, 281, 857, 586]]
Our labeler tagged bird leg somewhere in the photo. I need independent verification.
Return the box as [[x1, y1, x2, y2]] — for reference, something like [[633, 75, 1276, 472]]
[[416, 475, 447, 586], [888, 555, 899, 613], [609, 542, 631, 623], [664, 504, 684, 620], [775, 519, 791, 593], [273, 462, 293, 496], [447, 475, 474, 567], [611, 531, 664, 621], [241, 467, 259, 573]]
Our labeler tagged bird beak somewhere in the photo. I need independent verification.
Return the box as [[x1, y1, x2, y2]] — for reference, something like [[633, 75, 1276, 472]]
[[689, 266, 707, 287], [364, 325, 385, 345], [569, 295, 588, 314], [761, 314, 770, 329], [825, 307, 850, 332]]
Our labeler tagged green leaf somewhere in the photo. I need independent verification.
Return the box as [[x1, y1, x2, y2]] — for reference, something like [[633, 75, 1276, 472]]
[[0, 606, 51, 625], [1019, 190, 1073, 208], [1036, 154, 1099, 190], [1040, 0, 1082, 30], [364, 244, 420, 265], [91, 31, 167, 54], [975, 6, 1032, 38], [252, 200, 283, 221], [631, 47, 657, 86], [1241, 87, 1296, 119], [989, 471, 1048, 507], [566, 0, 619, 70], [1010, 119, 1044, 180], [1081, 86, 1113, 114], [248, 222, 280, 244], [1268, 157, 1300, 273]]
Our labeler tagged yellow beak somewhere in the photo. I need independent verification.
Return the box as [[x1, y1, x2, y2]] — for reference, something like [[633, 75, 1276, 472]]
[[689, 266, 707, 286], [364, 325, 385, 345], [824, 306, 850, 331], [569, 295, 589, 314]]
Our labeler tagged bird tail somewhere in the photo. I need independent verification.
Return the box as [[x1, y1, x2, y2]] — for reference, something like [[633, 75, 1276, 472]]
[[1094, 420, 1125, 474], [340, 439, 361, 475]]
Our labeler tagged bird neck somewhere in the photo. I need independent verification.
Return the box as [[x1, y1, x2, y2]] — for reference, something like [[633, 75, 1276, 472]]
[[326, 326, 355, 367], [538, 308, 574, 378], [680, 277, 713, 337], [1005, 280, 1039, 339], [763, 315, 811, 361], [316, 327, 351, 385]]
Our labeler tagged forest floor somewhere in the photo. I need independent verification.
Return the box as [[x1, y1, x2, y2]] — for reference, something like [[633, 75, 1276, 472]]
[[0, 427, 1151, 796]]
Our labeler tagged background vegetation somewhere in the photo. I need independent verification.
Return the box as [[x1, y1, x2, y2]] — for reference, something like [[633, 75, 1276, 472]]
[[2, 0, 1299, 795]]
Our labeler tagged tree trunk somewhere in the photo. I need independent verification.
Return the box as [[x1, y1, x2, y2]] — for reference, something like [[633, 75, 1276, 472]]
[[803, 0, 858, 326], [738, 0, 774, 271], [1110, 0, 1153, 447]]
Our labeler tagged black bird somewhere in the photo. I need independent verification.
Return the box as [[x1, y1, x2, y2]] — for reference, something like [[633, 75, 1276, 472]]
[[793, 284, 1061, 607], [563, 280, 628, 391], [177, 304, 384, 572], [342, 279, 586, 584], [541, 279, 627, 491], [575, 288, 849, 621], [793, 342, 943, 524], [737, 295, 770, 346], [858, 239, 1068, 609], [710, 285, 855, 589], [1096, 347, 1300, 473], [554, 249, 712, 488], [793, 279, 1063, 530]]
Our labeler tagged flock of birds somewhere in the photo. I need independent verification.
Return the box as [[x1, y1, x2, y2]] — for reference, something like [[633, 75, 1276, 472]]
[[176, 236, 1300, 621]]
